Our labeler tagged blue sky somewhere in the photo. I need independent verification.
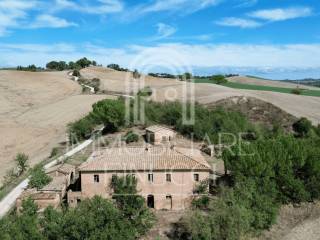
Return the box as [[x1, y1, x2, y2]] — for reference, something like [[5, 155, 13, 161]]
[[0, 0, 320, 79]]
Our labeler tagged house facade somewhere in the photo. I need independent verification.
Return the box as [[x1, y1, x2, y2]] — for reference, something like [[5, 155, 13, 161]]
[[68, 146, 212, 210]]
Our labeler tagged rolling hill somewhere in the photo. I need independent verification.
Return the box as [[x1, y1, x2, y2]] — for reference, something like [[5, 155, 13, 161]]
[[0, 70, 111, 186]]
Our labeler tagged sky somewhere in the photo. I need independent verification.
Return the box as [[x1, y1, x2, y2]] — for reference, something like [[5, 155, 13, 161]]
[[0, 0, 320, 79]]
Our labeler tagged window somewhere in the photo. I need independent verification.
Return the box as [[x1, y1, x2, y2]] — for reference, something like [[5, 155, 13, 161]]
[[148, 173, 153, 182], [166, 174, 171, 182], [94, 174, 100, 183], [194, 174, 199, 182], [162, 136, 167, 142]]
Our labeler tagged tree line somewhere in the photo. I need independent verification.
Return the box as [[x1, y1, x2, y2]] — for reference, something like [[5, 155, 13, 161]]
[[46, 57, 97, 71]]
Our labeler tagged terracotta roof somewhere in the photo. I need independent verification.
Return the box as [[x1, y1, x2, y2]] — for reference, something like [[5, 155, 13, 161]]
[[145, 125, 175, 133], [79, 147, 211, 172], [46, 163, 75, 175], [19, 189, 59, 200], [41, 175, 67, 192]]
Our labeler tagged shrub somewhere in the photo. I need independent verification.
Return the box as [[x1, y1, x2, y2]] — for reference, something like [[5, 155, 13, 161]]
[[123, 131, 139, 144], [29, 165, 52, 189], [15, 153, 29, 175], [137, 86, 152, 97], [291, 87, 302, 95], [91, 78, 100, 92], [293, 117, 312, 137], [3, 168, 17, 185], [72, 69, 80, 77], [49, 147, 59, 158], [68, 115, 96, 143]]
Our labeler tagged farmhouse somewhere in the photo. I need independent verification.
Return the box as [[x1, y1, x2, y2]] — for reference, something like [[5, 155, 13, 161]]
[[68, 146, 212, 210], [145, 125, 176, 145]]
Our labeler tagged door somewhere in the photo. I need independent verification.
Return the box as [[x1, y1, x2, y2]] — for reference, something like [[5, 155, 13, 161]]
[[147, 195, 154, 208]]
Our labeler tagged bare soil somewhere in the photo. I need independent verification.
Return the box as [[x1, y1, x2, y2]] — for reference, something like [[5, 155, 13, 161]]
[[0, 70, 111, 186], [255, 202, 320, 240]]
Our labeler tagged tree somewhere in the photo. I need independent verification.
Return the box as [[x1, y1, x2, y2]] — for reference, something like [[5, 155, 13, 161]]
[[123, 131, 139, 144], [111, 175, 155, 235], [68, 61, 77, 69], [211, 75, 227, 84], [133, 69, 141, 79], [40, 206, 65, 240], [76, 57, 92, 68], [184, 72, 192, 80], [62, 196, 137, 239], [29, 165, 52, 189], [293, 117, 312, 137], [21, 197, 38, 216], [91, 99, 126, 131], [15, 153, 29, 175], [107, 63, 121, 71], [46, 61, 59, 70]]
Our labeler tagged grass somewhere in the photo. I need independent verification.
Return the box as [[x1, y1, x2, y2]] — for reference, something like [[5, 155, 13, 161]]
[[194, 79, 320, 97]]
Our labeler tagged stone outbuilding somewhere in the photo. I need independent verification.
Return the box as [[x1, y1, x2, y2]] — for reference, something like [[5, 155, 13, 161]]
[[16, 163, 76, 212], [145, 125, 176, 145], [68, 146, 211, 210]]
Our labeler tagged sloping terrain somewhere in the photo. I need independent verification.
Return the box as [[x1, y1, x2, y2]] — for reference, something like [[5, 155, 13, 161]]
[[256, 202, 320, 240], [207, 96, 297, 131], [152, 83, 320, 125], [0, 70, 109, 186], [80, 66, 182, 94], [228, 75, 320, 90], [2, 67, 319, 185], [79, 67, 320, 125]]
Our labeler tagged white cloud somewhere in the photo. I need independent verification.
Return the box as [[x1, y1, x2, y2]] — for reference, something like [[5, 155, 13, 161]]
[[30, 14, 77, 28], [141, 0, 220, 13], [155, 23, 177, 39], [1, 42, 320, 70], [121, 0, 221, 21], [249, 7, 313, 22], [216, 17, 261, 28], [236, 0, 258, 8], [0, 43, 76, 53], [0, 0, 39, 35], [53, 0, 124, 14]]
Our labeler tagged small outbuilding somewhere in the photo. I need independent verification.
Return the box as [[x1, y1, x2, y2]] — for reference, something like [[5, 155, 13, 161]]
[[145, 125, 176, 145], [16, 163, 76, 212]]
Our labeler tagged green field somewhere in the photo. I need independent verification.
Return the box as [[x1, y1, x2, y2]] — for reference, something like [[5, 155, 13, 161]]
[[194, 79, 320, 97]]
